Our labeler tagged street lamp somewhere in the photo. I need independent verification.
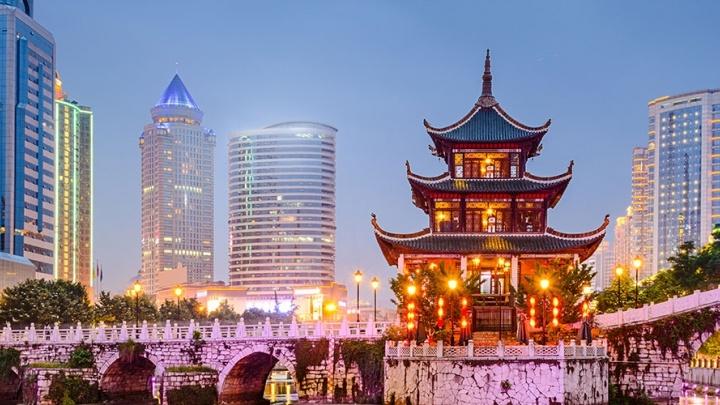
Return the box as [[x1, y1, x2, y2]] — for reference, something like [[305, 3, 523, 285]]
[[632, 257, 643, 308], [353, 270, 363, 323], [174, 286, 183, 319], [132, 281, 142, 328], [371, 277, 379, 322], [615, 265, 625, 309], [448, 278, 458, 345], [539, 278, 549, 344]]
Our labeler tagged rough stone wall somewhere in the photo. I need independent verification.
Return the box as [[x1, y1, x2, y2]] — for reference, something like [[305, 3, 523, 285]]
[[162, 371, 217, 405], [384, 358, 608, 405], [606, 333, 690, 399], [22, 368, 96, 405]]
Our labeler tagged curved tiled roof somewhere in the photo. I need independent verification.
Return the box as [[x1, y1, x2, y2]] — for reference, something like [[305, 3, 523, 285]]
[[371, 214, 609, 265]]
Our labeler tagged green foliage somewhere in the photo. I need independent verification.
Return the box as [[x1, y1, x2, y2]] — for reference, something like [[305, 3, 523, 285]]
[[46, 372, 100, 405], [340, 340, 385, 403], [295, 338, 329, 384], [118, 339, 145, 365], [382, 324, 405, 342], [94, 291, 158, 324], [159, 297, 207, 321], [28, 362, 66, 369], [596, 277, 636, 313], [521, 260, 596, 324], [240, 307, 293, 325], [208, 300, 241, 322], [67, 345, 94, 369], [0, 347, 20, 380], [699, 332, 720, 356], [192, 330, 203, 342], [0, 279, 92, 326], [166, 365, 216, 373], [166, 385, 217, 405]]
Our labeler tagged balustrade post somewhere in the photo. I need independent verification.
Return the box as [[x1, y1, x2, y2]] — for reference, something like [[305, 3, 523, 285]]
[[643, 304, 650, 321], [671, 295, 677, 314], [437, 340, 443, 358], [468, 340, 474, 358], [496, 340, 503, 358], [558, 340, 565, 359], [423, 342, 429, 357], [694, 290, 701, 308], [570, 340, 576, 358], [528, 339, 535, 357]]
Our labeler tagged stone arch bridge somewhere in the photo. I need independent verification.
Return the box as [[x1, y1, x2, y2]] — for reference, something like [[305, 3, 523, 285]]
[[595, 286, 720, 400], [0, 319, 389, 404]]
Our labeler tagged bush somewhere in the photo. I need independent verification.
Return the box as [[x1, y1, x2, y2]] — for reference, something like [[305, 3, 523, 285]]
[[46, 371, 100, 405], [382, 324, 405, 342], [0, 347, 20, 380], [28, 362, 66, 369], [118, 339, 145, 365], [166, 385, 217, 405], [67, 345, 94, 369]]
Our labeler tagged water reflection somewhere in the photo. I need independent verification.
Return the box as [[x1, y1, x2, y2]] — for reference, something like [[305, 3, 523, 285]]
[[678, 395, 720, 404], [263, 365, 298, 404]]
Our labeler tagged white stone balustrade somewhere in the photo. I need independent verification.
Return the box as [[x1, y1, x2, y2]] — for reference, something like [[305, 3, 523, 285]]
[[385, 339, 607, 360], [0, 319, 394, 345], [596, 286, 720, 328]]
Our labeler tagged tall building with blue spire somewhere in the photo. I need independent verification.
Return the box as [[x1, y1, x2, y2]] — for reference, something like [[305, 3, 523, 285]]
[[0, 0, 56, 276], [140, 74, 215, 294]]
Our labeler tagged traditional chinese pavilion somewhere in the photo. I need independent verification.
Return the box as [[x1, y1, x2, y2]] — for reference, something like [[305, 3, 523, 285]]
[[372, 51, 608, 332]]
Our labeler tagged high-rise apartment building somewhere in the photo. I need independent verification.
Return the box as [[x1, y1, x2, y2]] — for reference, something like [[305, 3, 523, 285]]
[[53, 74, 93, 290], [0, 1, 55, 275], [630, 147, 651, 279], [228, 122, 336, 304], [140, 74, 215, 294], [614, 207, 632, 270], [587, 239, 614, 290], [647, 89, 720, 273]]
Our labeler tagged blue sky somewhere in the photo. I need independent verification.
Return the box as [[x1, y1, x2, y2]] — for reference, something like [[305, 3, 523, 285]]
[[36, 1, 720, 305]]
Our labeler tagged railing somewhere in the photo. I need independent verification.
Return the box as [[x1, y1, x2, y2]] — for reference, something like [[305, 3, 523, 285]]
[[595, 287, 720, 328], [385, 339, 607, 360], [0, 318, 393, 345]]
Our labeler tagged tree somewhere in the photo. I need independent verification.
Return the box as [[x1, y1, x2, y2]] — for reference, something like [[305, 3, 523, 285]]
[[0, 279, 92, 326], [208, 301, 241, 322], [93, 291, 158, 324], [519, 260, 596, 324], [595, 277, 636, 313], [158, 298, 206, 322], [240, 308, 292, 325]]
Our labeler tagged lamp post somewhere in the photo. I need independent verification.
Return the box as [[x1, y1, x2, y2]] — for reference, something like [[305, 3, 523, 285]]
[[448, 278, 458, 345], [353, 270, 363, 323], [539, 278, 549, 344], [132, 281, 142, 328], [371, 277, 379, 322], [615, 266, 625, 309], [632, 257, 643, 308], [174, 286, 183, 319]]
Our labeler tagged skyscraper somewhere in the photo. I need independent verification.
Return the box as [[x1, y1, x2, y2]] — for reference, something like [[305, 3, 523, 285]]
[[54, 74, 93, 291], [0, 1, 55, 275], [614, 207, 632, 270], [586, 239, 614, 291], [140, 74, 215, 294], [228, 122, 336, 304], [630, 146, 651, 278], [647, 89, 720, 273]]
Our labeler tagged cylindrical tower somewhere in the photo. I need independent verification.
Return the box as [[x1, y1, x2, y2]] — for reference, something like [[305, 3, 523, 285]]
[[228, 122, 336, 302]]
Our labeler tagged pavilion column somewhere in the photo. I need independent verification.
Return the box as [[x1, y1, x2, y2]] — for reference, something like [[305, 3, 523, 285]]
[[460, 256, 468, 279], [573, 253, 580, 267], [510, 256, 519, 289], [398, 254, 405, 273]]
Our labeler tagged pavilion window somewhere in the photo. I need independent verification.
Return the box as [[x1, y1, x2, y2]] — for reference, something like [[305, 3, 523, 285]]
[[466, 201, 511, 233], [453, 152, 517, 179], [434, 201, 461, 232], [516, 200, 544, 232]]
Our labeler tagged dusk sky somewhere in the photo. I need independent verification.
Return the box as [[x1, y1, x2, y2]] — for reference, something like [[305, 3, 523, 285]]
[[37, 1, 720, 305]]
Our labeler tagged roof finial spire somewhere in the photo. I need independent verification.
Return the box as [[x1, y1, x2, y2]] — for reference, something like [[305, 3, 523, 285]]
[[478, 49, 497, 107]]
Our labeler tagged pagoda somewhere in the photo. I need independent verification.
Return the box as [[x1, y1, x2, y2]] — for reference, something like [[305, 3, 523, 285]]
[[372, 51, 608, 333]]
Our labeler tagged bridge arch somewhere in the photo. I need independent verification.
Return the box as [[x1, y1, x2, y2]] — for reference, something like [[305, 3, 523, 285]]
[[98, 350, 164, 401], [217, 343, 297, 404]]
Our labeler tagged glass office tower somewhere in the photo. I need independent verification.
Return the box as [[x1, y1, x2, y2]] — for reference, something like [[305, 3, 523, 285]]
[[647, 89, 720, 272], [54, 74, 93, 291], [140, 74, 215, 294], [228, 122, 336, 303], [0, 1, 55, 275]]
